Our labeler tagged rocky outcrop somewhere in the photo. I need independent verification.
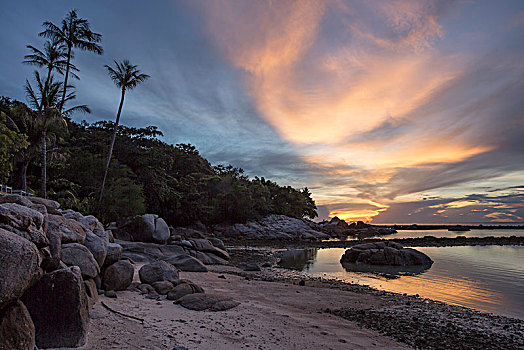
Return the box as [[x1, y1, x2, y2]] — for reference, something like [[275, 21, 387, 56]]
[[0, 299, 35, 350], [163, 254, 208, 272], [102, 260, 134, 291], [61, 243, 100, 279], [213, 214, 329, 241], [114, 214, 170, 243], [0, 202, 48, 247], [0, 195, 133, 349], [317, 218, 397, 238], [21, 267, 89, 349], [139, 261, 179, 285], [340, 241, 433, 267], [175, 293, 240, 311], [0, 228, 42, 305], [48, 214, 86, 244]]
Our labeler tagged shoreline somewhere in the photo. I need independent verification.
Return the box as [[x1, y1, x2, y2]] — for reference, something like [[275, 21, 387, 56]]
[[225, 235, 524, 249]]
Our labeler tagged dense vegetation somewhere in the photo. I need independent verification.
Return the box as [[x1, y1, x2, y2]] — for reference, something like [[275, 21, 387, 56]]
[[1, 97, 318, 225], [0, 9, 317, 226]]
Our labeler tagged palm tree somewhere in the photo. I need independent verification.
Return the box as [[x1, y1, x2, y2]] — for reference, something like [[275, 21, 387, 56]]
[[99, 60, 149, 202], [39, 9, 102, 112], [23, 39, 78, 94], [25, 71, 89, 198]]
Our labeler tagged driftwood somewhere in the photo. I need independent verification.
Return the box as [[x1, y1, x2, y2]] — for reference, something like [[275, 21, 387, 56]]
[[101, 301, 144, 323]]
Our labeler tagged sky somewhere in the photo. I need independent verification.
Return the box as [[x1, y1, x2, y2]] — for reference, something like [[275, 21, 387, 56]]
[[1, 0, 523, 223]]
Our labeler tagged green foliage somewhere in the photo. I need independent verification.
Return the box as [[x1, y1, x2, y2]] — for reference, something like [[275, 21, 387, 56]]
[[0, 112, 28, 182], [2, 98, 317, 225]]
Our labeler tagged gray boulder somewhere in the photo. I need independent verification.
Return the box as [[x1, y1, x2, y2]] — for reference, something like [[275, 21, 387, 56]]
[[163, 254, 208, 272], [61, 243, 100, 279], [119, 241, 186, 263], [175, 293, 240, 311], [28, 197, 60, 214], [64, 212, 104, 232], [0, 203, 48, 247], [340, 241, 433, 267], [0, 299, 35, 350], [167, 281, 204, 301], [21, 266, 89, 348], [0, 228, 42, 305], [83, 230, 107, 268], [84, 278, 98, 309], [117, 214, 170, 243], [152, 281, 174, 295], [104, 242, 123, 267], [139, 261, 179, 285], [190, 238, 230, 260], [194, 251, 229, 265], [102, 260, 134, 291], [0, 194, 33, 207], [48, 214, 86, 244]]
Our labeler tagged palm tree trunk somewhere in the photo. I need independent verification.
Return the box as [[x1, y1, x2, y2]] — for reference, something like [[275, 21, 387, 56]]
[[41, 130, 47, 198], [99, 88, 125, 202], [59, 45, 72, 113]]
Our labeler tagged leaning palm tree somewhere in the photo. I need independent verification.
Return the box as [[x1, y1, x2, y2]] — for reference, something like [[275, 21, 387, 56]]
[[99, 60, 149, 202], [25, 71, 89, 198], [23, 39, 79, 94], [39, 9, 102, 112]]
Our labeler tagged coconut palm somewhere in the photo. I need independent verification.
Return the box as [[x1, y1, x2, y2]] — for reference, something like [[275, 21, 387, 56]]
[[25, 71, 89, 198], [39, 9, 102, 112], [23, 39, 79, 94], [99, 60, 149, 202]]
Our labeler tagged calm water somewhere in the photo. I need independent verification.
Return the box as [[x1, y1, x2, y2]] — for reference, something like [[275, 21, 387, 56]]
[[325, 229, 524, 241], [279, 246, 524, 319]]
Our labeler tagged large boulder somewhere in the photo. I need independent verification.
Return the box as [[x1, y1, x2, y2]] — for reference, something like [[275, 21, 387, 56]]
[[61, 243, 100, 279], [119, 241, 186, 263], [340, 241, 433, 267], [21, 266, 89, 349], [0, 299, 35, 350], [213, 214, 329, 241], [163, 254, 208, 272], [102, 260, 134, 291], [167, 281, 204, 301], [48, 214, 86, 244], [104, 242, 123, 267], [175, 293, 240, 311], [63, 212, 104, 232], [116, 214, 170, 243], [138, 261, 179, 285], [0, 194, 33, 207], [0, 228, 42, 305], [28, 197, 60, 214], [0, 203, 48, 247], [83, 230, 107, 268], [190, 239, 230, 260]]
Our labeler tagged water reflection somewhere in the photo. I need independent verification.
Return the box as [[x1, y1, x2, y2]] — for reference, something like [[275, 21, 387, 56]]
[[340, 262, 432, 277], [277, 249, 318, 270], [277, 246, 524, 319]]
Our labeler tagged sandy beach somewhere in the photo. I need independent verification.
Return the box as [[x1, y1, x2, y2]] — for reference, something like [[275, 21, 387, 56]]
[[84, 268, 409, 349]]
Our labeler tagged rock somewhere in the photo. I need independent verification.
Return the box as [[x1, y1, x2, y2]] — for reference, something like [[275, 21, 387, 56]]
[[241, 262, 261, 271], [118, 241, 187, 263], [208, 237, 226, 251], [0, 228, 42, 305], [139, 261, 179, 285], [0, 194, 33, 207], [21, 267, 89, 349], [84, 278, 98, 307], [190, 239, 230, 260], [213, 214, 329, 241], [28, 197, 60, 214], [163, 254, 208, 272], [152, 281, 174, 295], [64, 212, 104, 232], [48, 214, 87, 244], [104, 290, 117, 298], [194, 251, 229, 265], [175, 293, 240, 311], [102, 260, 134, 291], [340, 241, 433, 267], [0, 299, 35, 350], [137, 284, 155, 294], [167, 282, 204, 301], [106, 230, 115, 243], [61, 243, 100, 279], [0, 203, 48, 247], [83, 230, 107, 268], [117, 214, 170, 243], [104, 242, 123, 267]]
